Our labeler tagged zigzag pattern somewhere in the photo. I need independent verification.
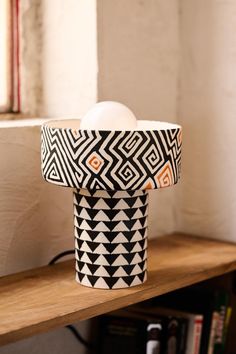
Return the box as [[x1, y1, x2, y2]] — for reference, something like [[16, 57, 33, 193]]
[[41, 124, 182, 190], [74, 189, 148, 289]]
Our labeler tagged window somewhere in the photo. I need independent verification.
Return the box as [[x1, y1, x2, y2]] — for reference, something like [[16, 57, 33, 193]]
[[0, 0, 20, 113]]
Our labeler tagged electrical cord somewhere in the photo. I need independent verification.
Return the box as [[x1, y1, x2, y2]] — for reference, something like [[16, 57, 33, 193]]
[[48, 250, 75, 265], [48, 250, 93, 351]]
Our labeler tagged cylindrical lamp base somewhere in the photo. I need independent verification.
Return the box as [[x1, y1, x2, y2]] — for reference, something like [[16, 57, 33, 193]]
[[74, 189, 148, 289]]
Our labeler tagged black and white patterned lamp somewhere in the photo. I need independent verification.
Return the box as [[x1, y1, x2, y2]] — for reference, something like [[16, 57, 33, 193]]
[[41, 102, 182, 289]]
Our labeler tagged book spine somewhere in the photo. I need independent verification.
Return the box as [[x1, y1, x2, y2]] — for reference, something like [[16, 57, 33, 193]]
[[166, 318, 179, 354], [146, 323, 162, 354], [193, 317, 203, 354], [207, 312, 219, 354], [178, 319, 188, 354], [221, 307, 232, 354], [213, 293, 228, 354], [186, 316, 203, 354]]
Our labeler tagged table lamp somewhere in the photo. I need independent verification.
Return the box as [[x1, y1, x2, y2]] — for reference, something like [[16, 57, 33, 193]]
[[41, 102, 182, 289]]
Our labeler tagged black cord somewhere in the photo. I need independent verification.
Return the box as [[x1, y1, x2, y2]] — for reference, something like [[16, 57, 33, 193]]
[[48, 250, 93, 351], [66, 324, 92, 350], [48, 250, 75, 265]]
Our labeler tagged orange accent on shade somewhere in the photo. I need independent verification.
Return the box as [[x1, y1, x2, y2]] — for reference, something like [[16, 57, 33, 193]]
[[72, 129, 79, 137], [88, 156, 102, 171], [177, 129, 182, 145], [145, 181, 153, 190], [156, 163, 174, 188]]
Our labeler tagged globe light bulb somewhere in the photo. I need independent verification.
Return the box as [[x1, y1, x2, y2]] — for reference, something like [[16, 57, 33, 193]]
[[80, 101, 137, 131]]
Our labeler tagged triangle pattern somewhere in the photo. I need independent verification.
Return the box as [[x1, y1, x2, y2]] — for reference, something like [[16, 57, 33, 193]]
[[103, 265, 119, 277], [93, 254, 110, 266], [93, 233, 110, 243], [112, 210, 130, 221], [112, 221, 129, 232], [131, 242, 143, 253], [110, 243, 128, 254], [93, 199, 111, 210], [80, 253, 92, 264], [78, 196, 91, 209], [130, 264, 143, 276], [86, 263, 100, 274], [123, 219, 137, 230], [140, 205, 148, 216], [112, 278, 130, 289], [113, 199, 130, 210], [102, 198, 120, 209], [113, 266, 129, 277], [93, 277, 110, 289], [80, 263, 93, 275], [130, 230, 147, 242], [111, 254, 129, 266], [93, 265, 111, 277], [123, 197, 137, 208], [93, 243, 110, 254], [105, 190, 117, 198], [132, 198, 146, 208], [112, 233, 131, 243], [123, 208, 138, 219], [93, 210, 111, 222], [132, 209, 145, 219], [85, 274, 98, 287]]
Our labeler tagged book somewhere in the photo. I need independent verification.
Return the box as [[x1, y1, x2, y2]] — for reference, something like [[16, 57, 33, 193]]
[[128, 305, 202, 354], [97, 310, 162, 354], [151, 285, 233, 354], [152, 285, 220, 354], [213, 292, 229, 354], [222, 306, 232, 353], [207, 312, 219, 354], [125, 307, 184, 354]]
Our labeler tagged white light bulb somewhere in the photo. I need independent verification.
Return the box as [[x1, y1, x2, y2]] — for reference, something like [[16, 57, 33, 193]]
[[80, 101, 137, 131]]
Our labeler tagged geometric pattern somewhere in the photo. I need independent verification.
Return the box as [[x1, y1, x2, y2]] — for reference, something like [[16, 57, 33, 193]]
[[41, 122, 182, 190], [73, 189, 148, 289]]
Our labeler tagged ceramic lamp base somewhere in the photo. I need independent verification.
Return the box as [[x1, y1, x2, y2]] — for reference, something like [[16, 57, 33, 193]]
[[73, 189, 148, 289]]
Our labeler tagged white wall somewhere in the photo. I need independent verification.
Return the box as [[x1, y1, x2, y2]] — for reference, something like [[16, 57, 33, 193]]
[[20, 0, 97, 117], [0, 124, 74, 275], [97, 0, 180, 238], [41, 0, 97, 117], [177, 0, 236, 242]]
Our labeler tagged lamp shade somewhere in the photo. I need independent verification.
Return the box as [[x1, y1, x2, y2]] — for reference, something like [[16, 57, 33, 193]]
[[41, 120, 182, 191]]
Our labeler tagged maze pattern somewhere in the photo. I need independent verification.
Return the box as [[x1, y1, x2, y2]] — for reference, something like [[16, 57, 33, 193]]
[[41, 124, 182, 190], [74, 189, 148, 289]]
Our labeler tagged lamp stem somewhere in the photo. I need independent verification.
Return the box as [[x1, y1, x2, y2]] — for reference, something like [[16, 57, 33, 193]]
[[73, 189, 148, 289]]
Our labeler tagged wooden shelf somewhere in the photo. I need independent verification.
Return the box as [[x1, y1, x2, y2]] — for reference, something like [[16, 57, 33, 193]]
[[1, 233, 236, 345]]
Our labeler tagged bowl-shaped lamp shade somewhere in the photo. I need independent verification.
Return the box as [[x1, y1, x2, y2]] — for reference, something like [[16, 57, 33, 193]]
[[41, 119, 182, 289], [41, 120, 181, 190]]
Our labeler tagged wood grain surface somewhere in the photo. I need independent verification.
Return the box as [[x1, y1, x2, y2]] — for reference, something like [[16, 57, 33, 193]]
[[1, 233, 236, 345]]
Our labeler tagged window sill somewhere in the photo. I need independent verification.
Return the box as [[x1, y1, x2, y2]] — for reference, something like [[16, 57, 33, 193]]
[[0, 115, 49, 128]]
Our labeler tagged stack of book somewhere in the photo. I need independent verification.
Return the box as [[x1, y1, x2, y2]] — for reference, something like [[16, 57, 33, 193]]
[[96, 286, 232, 354]]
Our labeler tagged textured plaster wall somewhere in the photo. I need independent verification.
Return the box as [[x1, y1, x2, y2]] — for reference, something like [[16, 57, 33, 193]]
[[0, 125, 74, 275], [20, 0, 97, 117], [41, 0, 97, 117], [97, 0, 180, 237], [177, 0, 236, 242]]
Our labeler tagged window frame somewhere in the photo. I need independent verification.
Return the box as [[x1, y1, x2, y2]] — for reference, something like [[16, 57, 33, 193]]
[[0, 0, 20, 114]]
